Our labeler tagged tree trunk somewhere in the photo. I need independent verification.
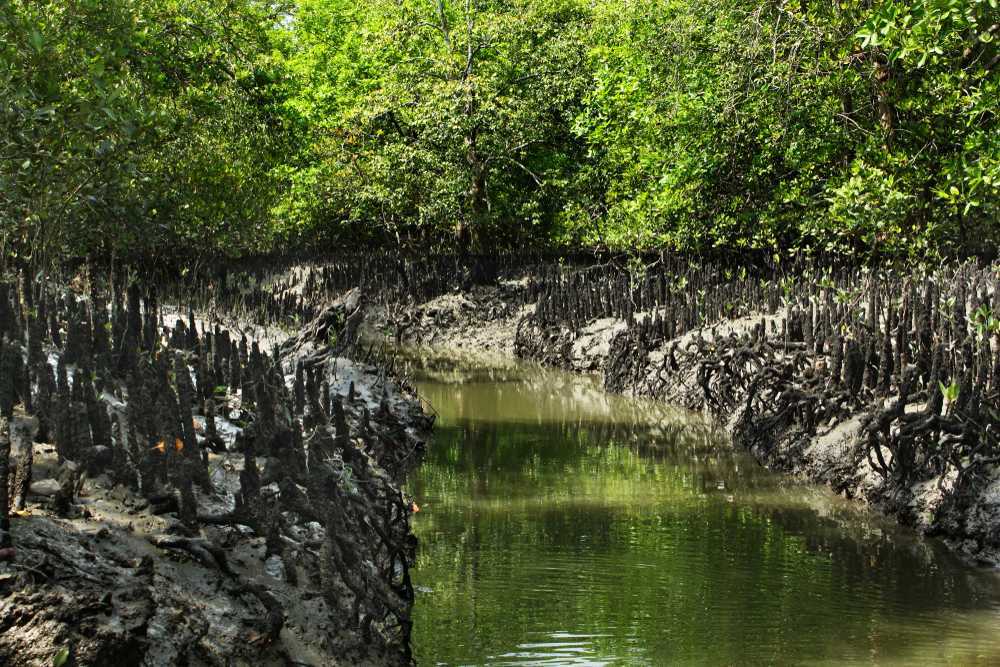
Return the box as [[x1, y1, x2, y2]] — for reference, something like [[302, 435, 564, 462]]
[[460, 124, 487, 256]]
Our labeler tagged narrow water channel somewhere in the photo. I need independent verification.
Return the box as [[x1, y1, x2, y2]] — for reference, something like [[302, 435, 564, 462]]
[[404, 351, 1000, 666]]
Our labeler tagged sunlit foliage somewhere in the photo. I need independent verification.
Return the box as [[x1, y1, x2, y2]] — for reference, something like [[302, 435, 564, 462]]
[[3, 0, 997, 261]]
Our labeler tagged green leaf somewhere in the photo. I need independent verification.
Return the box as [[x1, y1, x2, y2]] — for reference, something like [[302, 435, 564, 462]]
[[53, 647, 70, 667], [28, 29, 45, 53]]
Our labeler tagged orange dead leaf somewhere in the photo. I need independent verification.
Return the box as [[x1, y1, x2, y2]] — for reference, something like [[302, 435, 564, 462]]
[[411, 502, 420, 513], [174, 438, 184, 453], [152, 441, 166, 454]]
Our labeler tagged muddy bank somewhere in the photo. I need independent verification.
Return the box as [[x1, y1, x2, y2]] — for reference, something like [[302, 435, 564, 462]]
[[0, 275, 430, 666], [520, 311, 1000, 566], [362, 282, 532, 358], [368, 259, 1000, 568]]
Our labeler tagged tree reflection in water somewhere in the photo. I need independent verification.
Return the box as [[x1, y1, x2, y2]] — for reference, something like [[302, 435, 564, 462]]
[[401, 348, 1000, 666]]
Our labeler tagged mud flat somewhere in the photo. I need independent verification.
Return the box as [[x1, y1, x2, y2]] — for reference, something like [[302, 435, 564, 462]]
[[0, 274, 430, 666]]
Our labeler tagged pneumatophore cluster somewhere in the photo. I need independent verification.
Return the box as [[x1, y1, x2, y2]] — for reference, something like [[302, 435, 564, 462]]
[[0, 270, 427, 663], [515, 256, 1000, 559]]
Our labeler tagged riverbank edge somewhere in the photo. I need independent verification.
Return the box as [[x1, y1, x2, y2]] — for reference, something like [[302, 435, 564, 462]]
[[368, 285, 1000, 568], [0, 287, 431, 666]]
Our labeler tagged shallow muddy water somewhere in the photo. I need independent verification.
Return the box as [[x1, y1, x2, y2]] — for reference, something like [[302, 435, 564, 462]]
[[404, 351, 1000, 666]]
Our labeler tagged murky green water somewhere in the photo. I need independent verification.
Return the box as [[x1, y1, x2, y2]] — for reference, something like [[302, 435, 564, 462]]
[[405, 351, 1000, 666]]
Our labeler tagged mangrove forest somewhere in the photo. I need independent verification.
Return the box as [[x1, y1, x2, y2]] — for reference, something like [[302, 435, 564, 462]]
[[1, 1, 1000, 665]]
